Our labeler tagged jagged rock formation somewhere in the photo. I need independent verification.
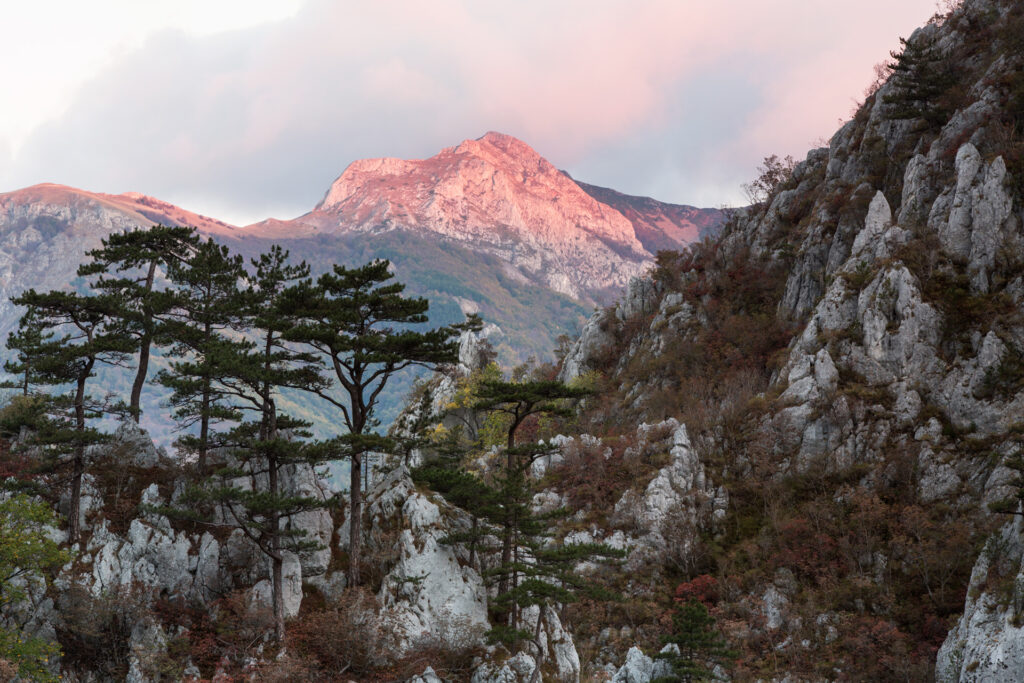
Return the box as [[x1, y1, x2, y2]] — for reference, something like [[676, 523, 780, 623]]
[[937, 517, 1024, 682], [552, 0, 1024, 678], [354, 466, 490, 654]]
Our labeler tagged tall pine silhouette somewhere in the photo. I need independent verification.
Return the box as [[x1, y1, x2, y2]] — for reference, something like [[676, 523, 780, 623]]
[[9, 289, 132, 543], [282, 259, 470, 587], [78, 225, 200, 422], [157, 238, 247, 471]]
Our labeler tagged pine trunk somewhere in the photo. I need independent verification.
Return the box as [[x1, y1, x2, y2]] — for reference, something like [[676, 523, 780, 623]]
[[129, 260, 158, 423], [272, 553, 285, 641], [498, 429, 516, 600], [348, 451, 362, 587], [269, 445, 285, 641], [130, 332, 151, 424], [198, 319, 212, 472], [68, 369, 90, 544]]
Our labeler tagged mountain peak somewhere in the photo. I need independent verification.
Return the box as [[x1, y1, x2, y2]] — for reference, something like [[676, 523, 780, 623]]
[[455, 131, 544, 163], [309, 133, 651, 300]]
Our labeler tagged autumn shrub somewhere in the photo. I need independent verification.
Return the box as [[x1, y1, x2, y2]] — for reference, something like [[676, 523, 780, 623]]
[[661, 504, 716, 579], [287, 587, 390, 678], [0, 438, 45, 493], [56, 583, 149, 679], [554, 436, 633, 514], [675, 574, 720, 607], [742, 154, 796, 205], [0, 394, 49, 439], [152, 590, 273, 678], [79, 438, 183, 535], [840, 615, 934, 682], [770, 517, 845, 585]]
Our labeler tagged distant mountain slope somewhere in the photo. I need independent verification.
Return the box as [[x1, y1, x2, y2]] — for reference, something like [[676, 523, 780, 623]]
[[570, 177, 726, 253], [0, 184, 237, 340]]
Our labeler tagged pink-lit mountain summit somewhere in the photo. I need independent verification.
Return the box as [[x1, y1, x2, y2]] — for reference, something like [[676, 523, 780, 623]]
[[246, 132, 722, 302]]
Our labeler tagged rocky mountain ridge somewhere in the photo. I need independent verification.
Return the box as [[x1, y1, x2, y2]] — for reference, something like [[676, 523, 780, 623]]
[[251, 131, 719, 303], [0, 133, 722, 347]]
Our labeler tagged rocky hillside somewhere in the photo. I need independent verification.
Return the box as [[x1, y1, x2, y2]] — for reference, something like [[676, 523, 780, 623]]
[[553, 0, 1024, 678]]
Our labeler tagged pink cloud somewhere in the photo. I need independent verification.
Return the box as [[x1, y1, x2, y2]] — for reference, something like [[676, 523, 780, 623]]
[[6, 0, 944, 222]]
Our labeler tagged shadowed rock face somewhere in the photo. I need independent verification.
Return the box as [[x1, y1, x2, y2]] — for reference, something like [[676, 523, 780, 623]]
[[570, 177, 726, 254]]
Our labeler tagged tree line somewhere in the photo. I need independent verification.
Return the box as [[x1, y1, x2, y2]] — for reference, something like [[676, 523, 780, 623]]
[[3, 225, 475, 642]]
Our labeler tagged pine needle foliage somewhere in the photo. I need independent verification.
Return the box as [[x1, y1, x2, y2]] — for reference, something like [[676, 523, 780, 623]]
[[281, 258, 473, 587], [78, 225, 201, 422], [8, 288, 133, 542]]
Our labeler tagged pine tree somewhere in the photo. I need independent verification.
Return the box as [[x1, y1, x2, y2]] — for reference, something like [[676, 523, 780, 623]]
[[281, 259, 472, 587], [203, 246, 328, 640], [482, 439, 621, 660], [173, 427, 335, 643], [883, 34, 959, 125], [472, 379, 591, 602], [412, 426, 500, 568], [77, 225, 200, 422], [156, 238, 248, 471], [653, 599, 735, 682], [416, 374, 618, 667], [8, 290, 133, 543], [2, 306, 52, 396], [154, 246, 335, 641]]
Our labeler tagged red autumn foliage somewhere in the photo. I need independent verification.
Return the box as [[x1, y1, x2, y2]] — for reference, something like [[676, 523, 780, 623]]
[[675, 574, 719, 607]]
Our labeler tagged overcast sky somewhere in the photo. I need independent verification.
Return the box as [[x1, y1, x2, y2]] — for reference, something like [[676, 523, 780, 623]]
[[1, 0, 941, 226]]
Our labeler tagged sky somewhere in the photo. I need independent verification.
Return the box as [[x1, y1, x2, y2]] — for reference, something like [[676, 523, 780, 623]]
[[1, 0, 943, 226]]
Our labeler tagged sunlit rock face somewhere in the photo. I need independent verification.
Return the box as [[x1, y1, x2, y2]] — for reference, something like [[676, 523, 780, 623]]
[[297, 131, 718, 303]]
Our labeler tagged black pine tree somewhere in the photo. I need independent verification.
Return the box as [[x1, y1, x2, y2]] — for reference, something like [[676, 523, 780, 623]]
[[8, 290, 133, 542], [2, 305, 52, 396], [157, 238, 248, 471], [282, 258, 471, 587], [653, 599, 735, 683], [78, 225, 200, 422]]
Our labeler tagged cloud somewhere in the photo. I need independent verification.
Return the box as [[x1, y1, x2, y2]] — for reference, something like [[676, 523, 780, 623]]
[[4, 0, 940, 223]]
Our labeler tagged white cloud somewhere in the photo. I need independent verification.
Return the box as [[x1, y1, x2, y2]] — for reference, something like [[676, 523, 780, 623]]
[[0, 0, 302, 157]]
